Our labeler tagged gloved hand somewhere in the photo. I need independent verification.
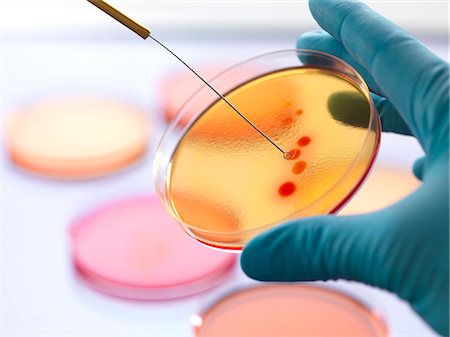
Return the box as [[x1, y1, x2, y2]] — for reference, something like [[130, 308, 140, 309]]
[[241, 0, 449, 335]]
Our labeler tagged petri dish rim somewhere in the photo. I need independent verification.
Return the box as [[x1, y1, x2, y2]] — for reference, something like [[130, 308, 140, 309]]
[[154, 49, 380, 244], [69, 195, 237, 300], [191, 283, 389, 336]]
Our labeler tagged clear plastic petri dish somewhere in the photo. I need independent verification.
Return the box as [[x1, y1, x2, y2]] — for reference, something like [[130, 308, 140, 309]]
[[191, 284, 388, 336], [70, 195, 236, 300], [159, 63, 232, 125], [154, 49, 380, 251], [159, 62, 254, 126], [6, 97, 149, 179]]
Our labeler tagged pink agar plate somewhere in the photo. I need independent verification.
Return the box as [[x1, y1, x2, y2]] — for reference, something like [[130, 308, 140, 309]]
[[70, 195, 236, 300]]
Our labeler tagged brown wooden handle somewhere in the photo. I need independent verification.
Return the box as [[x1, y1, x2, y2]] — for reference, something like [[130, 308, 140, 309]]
[[87, 0, 150, 39]]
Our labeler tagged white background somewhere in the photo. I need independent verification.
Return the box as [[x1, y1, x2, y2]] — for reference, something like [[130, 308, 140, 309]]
[[1, 1, 449, 336]]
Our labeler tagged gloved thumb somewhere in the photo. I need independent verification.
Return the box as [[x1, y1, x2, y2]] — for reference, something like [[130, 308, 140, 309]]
[[241, 212, 388, 287], [413, 156, 427, 181]]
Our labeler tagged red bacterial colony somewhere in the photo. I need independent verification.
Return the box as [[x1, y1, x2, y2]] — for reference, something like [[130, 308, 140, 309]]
[[277, 107, 312, 197], [278, 182, 296, 197], [292, 161, 307, 174], [298, 136, 311, 146], [287, 149, 301, 160], [282, 116, 293, 125]]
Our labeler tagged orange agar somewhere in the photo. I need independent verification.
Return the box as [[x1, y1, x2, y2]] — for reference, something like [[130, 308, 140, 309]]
[[297, 136, 311, 146], [278, 182, 296, 197], [163, 64, 380, 250], [292, 161, 307, 175]]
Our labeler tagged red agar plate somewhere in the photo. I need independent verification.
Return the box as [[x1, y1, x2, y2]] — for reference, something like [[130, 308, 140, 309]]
[[70, 195, 236, 300]]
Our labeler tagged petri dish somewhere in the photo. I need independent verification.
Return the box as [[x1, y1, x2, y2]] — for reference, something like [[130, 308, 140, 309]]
[[154, 50, 380, 250], [6, 97, 149, 179], [340, 166, 421, 215], [159, 64, 233, 125], [70, 195, 236, 300], [192, 284, 388, 336]]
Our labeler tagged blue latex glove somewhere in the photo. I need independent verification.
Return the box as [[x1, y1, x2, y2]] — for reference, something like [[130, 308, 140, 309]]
[[241, 0, 449, 335]]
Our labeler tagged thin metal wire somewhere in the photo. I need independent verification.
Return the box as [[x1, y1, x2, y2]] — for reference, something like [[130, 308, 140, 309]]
[[149, 35, 289, 158], [85, 0, 289, 157]]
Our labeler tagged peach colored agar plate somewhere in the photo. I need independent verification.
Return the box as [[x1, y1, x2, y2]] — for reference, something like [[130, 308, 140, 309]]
[[193, 285, 387, 336], [341, 166, 421, 215], [70, 195, 236, 300], [6, 97, 149, 179]]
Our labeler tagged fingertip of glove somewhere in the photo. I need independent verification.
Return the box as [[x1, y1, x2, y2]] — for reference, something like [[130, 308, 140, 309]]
[[308, 0, 337, 21], [413, 156, 427, 181], [240, 236, 268, 280], [309, 0, 361, 18], [296, 30, 327, 48], [240, 250, 255, 278], [240, 224, 295, 281]]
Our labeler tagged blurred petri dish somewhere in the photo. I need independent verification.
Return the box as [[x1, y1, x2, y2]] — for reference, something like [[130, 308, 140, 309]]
[[70, 195, 236, 300], [160, 64, 232, 125], [154, 50, 380, 250], [6, 97, 149, 179], [340, 166, 421, 215], [192, 284, 388, 336]]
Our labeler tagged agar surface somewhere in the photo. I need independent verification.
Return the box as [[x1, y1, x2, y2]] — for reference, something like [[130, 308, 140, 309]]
[[168, 67, 376, 248]]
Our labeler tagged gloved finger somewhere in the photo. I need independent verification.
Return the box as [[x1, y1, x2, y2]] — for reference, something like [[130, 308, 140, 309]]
[[308, 0, 449, 159], [240, 197, 447, 336], [295, 31, 412, 136], [241, 212, 386, 284], [296, 30, 383, 95], [413, 156, 427, 181], [242, 158, 448, 335], [371, 93, 412, 136]]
